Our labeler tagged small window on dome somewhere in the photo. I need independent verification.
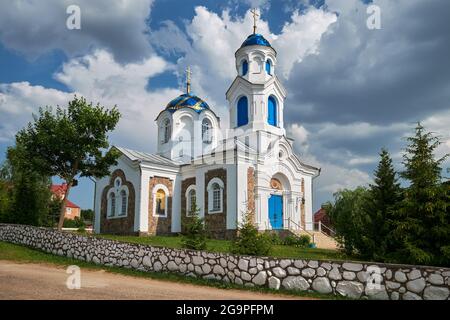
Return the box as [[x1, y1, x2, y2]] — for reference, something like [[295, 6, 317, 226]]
[[162, 119, 171, 144], [202, 119, 212, 144], [242, 60, 248, 76]]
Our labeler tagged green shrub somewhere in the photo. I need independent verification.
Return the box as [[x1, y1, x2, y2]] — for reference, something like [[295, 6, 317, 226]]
[[282, 234, 311, 248], [266, 231, 282, 245], [297, 234, 311, 248], [63, 216, 85, 229], [230, 211, 272, 256], [283, 235, 298, 246], [181, 204, 207, 251]]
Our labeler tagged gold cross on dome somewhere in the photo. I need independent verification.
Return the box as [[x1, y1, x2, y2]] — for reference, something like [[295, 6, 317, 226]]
[[251, 8, 259, 34], [186, 66, 191, 94]]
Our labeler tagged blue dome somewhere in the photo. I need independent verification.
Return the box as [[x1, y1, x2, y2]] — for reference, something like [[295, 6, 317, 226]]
[[241, 33, 271, 48], [165, 93, 210, 113]]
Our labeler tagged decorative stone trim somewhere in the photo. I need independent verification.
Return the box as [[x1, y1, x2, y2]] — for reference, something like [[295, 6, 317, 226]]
[[247, 167, 255, 223], [100, 169, 136, 235], [300, 178, 305, 229], [204, 169, 227, 237], [148, 176, 173, 235], [1, 224, 449, 300], [181, 177, 196, 234]]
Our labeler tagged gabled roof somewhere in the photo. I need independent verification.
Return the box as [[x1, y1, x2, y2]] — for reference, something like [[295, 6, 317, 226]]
[[115, 146, 180, 168], [314, 208, 328, 222], [66, 200, 80, 209], [50, 184, 68, 196]]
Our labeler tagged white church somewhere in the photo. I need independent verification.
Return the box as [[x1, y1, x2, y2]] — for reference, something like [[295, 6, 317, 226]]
[[94, 24, 321, 239]]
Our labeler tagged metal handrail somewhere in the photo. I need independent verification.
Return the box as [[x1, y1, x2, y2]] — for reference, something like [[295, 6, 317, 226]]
[[284, 217, 315, 243], [315, 221, 336, 237]]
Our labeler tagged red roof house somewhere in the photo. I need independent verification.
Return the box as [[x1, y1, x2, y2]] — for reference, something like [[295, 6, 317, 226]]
[[50, 184, 81, 220]]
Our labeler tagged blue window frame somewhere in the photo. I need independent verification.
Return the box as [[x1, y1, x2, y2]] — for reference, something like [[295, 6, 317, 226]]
[[242, 60, 248, 76], [237, 96, 249, 127], [268, 96, 277, 126], [266, 59, 272, 75]]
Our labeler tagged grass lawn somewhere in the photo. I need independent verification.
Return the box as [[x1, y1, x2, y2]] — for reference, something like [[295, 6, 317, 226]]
[[95, 234, 358, 262], [0, 241, 348, 300]]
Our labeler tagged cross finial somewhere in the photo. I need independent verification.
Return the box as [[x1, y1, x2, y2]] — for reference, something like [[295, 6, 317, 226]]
[[251, 8, 259, 34], [186, 66, 191, 94]]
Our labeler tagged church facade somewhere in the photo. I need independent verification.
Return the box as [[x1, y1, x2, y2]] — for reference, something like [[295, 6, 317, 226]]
[[93, 31, 320, 239]]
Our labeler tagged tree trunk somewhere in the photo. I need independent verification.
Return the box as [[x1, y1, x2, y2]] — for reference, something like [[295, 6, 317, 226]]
[[57, 181, 72, 230]]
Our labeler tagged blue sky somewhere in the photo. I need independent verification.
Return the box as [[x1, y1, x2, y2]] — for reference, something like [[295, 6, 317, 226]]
[[0, 0, 449, 211]]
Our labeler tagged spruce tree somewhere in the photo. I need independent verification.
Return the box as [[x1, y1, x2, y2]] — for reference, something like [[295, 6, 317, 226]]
[[394, 123, 449, 265], [366, 148, 402, 260]]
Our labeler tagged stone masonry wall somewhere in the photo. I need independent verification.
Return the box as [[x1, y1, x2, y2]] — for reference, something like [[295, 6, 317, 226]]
[[204, 169, 227, 238], [148, 176, 173, 235], [100, 169, 136, 235], [0, 224, 449, 300]]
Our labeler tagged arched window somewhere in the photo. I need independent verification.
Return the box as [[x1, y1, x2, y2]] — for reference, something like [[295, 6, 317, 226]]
[[242, 60, 248, 76], [212, 183, 221, 211], [265, 59, 272, 75], [237, 96, 249, 127], [163, 118, 171, 144], [202, 119, 212, 144], [108, 193, 116, 217], [207, 178, 224, 213], [188, 189, 196, 216], [268, 96, 277, 126], [155, 189, 166, 217], [120, 190, 127, 216]]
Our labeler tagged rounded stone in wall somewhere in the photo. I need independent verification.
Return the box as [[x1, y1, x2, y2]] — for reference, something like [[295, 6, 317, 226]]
[[406, 278, 426, 293], [394, 271, 407, 282], [343, 271, 356, 280], [312, 277, 332, 294], [427, 274, 444, 285], [402, 291, 422, 300], [272, 267, 287, 278], [268, 276, 281, 290], [282, 276, 310, 291], [252, 271, 267, 286], [336, 281, 364, 299], [423, 286, 449, 300]]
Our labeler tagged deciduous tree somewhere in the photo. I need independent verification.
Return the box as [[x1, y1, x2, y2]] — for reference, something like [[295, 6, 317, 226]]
[[16, 96, 121, 230]]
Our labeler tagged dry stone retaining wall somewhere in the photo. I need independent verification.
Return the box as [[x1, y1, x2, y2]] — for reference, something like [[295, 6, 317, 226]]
[[1, 224, 449, 300]]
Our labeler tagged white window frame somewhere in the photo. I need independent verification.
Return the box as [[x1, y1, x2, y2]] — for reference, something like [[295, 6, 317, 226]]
[[185, 185, 197, 217], [207, 178, 224, 214], [107, 184, 129, 220], [152, 184, 170, 218], [202, 119, 212, 144], [162, 118, 171, 144], [107, 191, 116, 218], [119, 189, 128, 217]]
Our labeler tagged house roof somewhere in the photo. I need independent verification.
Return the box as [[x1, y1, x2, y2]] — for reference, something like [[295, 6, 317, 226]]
[[50, 184, 67, 196], [115, 146, 180, 168], [314, 208, 328, 223], [66, 200, 80, 209], [51, 184, 80, 209]]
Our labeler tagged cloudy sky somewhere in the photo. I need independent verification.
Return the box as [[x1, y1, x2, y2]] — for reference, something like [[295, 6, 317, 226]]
[[0, 0, 449, 210]]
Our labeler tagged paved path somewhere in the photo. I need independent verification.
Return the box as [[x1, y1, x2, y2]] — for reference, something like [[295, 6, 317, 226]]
[[0, 261, 309, 300]]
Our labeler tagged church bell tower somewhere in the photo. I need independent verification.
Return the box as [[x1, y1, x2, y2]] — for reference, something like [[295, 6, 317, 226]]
[[226, 9, 287, 142]]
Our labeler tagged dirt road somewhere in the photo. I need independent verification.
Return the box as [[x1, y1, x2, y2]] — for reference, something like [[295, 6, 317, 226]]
[[0, 260, 309, 300]]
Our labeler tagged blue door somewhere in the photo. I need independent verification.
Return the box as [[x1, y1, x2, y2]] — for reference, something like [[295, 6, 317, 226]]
[[269, 195, 283, 229]]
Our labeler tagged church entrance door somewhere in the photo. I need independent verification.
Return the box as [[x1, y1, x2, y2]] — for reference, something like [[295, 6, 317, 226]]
[[268, 194, 283, 229]]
